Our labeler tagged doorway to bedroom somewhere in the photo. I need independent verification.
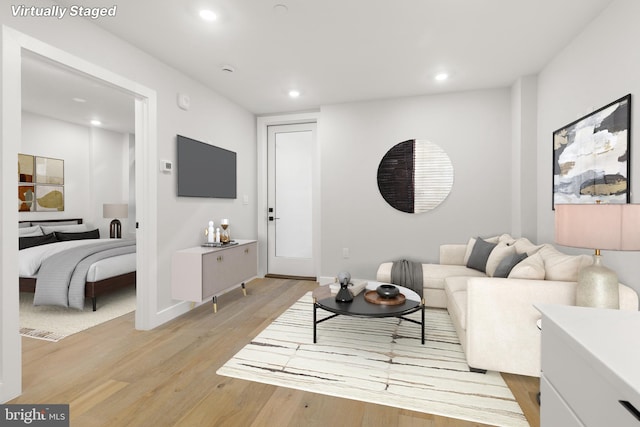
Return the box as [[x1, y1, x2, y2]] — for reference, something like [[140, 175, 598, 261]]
[[18, 51, 138, 339]]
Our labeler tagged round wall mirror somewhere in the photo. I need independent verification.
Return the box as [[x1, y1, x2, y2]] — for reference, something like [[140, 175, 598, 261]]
[[377, 139, 454, 213]]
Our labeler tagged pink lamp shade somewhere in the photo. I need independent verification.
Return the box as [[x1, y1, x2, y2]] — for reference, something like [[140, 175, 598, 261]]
[[555, 204, 640, 251]]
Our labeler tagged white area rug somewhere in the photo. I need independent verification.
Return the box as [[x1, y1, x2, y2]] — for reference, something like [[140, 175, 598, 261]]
[[19, 287, 136, 342], [217, 292, 529, 427]]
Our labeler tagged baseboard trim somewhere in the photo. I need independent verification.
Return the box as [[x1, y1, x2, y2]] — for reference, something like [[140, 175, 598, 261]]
[[265, 274, 317, 281]]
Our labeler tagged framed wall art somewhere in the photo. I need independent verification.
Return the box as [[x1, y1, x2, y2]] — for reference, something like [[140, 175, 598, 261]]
[[18, 185, 35, 212], [552, 94, 631, 209], [35, 156, 64, 185], [35, 185, 64, 212], [18, 153, 34, 183]]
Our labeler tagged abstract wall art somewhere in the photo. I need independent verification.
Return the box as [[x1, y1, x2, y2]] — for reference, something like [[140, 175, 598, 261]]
[[552, 94, 631, 209], [35, 185, 64, 212]]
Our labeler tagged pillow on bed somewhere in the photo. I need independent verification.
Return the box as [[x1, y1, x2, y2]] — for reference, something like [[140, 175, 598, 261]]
[[55, 229, 100, 241], [18, 225, 43, 237], [19, 233, 57, 250], [41, 223, 88, 234]]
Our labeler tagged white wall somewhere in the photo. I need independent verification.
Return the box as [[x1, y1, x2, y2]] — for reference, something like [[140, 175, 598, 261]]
[[537, 0, 640, 293], [20, 112, 130, 238], [319, 89, 512, 279]]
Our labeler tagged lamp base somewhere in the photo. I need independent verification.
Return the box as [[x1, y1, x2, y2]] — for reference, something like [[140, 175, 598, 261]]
[[576, 255, 619, 309], [109, 219, 122, 239]]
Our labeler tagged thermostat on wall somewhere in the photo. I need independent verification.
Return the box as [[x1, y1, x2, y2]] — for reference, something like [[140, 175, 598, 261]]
[[160, 160, 173, 173]]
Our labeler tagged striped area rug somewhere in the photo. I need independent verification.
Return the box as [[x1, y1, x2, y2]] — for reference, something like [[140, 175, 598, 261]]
[[217, 292, 529, 427]]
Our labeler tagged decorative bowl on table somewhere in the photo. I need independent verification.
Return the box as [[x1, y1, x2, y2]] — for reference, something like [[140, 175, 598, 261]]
[[376, 284, 399, 299]]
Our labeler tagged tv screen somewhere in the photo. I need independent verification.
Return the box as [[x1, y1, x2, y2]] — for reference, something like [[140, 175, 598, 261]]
[[177, 135, 237, 198]]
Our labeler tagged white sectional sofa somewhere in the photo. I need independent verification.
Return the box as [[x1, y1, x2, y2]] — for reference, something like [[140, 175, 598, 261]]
[[377, 234, 639, 377]]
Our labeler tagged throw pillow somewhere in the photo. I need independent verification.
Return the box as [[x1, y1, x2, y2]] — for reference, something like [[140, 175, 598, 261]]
[[19, 233, 57, 250], [513, 237, 543, 256], [486, 242, 517, 277], [55, 229, 100, 241], [538, 244, 593, 282], [466, 237, 498, 273], [41, 223, 88, 234], [18, 225, 43, 237], [494, 252, 528, 278], [463, 235, 502, 264], [508, 252, 545, 280]]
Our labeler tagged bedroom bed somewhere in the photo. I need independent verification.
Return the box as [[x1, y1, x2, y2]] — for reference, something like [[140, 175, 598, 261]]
[[19, 218, 136, 311]]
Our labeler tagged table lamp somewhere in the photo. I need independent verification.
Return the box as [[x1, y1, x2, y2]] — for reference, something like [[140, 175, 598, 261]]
[[103, 203, 128, 238], [555, 203, 640, 308]]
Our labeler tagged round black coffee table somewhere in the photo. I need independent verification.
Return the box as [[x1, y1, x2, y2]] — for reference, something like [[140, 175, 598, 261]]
[[312, 282, 425, 344]]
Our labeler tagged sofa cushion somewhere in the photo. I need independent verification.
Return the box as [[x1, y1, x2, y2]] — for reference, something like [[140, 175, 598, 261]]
[[423, 264, 486, 290], [463, 234, 514, 264], [508, 252, 545, 280], [466, 238, 498, 273], [538, 244, 593, 282], [445, 276, 468, 330], [494, 252, 528, 278], [486, 243, 517, 277]]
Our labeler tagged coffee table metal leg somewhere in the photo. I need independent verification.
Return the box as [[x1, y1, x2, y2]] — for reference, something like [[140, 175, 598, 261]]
[[421, 300, 425, 345], [313, 298, 317, 343]]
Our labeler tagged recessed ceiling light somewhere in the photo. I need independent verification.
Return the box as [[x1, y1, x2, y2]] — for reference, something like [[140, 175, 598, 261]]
[[288, 90, 300, 98], [90, 119, 102, 126], [199, 9, 217, 21], [435, 73, 449, 81], [72, 97, 87, 103], [273, 4, 288, 15]]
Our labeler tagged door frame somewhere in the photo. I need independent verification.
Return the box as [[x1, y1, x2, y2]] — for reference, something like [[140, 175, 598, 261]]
[[257, 112, 321, 279], [1, 27, 158, 402]]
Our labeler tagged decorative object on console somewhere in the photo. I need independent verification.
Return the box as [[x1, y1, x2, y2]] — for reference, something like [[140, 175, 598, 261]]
[[206, 220, 215, 243], [335, 271, 353, 302], [103, 203, 128, 238], [552, 94, 631, 209], [377, 139, 453, 214], [555, 203, 640, 308], [220, 218, 230, 243]]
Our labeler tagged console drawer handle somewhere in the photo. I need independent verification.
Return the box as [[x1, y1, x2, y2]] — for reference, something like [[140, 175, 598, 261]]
[[620, 400, 640, 422], [217, 256, 223, 262]]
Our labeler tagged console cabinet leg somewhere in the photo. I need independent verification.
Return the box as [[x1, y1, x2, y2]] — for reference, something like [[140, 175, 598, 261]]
[[212, 295, 218, 313], [241, 282, 247, 296]]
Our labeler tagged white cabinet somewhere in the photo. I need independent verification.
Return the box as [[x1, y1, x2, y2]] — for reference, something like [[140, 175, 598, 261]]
[[171, 240, 257, 312], [537, 304, 640, 427]]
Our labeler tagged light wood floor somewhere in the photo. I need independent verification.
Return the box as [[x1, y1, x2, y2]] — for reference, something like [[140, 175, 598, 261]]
[[12, 278, 540, 426]]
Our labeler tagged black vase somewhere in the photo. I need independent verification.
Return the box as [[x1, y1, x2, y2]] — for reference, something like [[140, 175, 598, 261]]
[[335, 283, 353, 302]]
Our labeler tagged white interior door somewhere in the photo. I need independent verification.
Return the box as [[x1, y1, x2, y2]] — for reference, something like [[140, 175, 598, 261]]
[[267, 123, 316, 277]]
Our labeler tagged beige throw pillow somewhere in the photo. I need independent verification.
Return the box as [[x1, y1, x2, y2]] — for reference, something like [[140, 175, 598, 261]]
[[508, 252, 546, 280], [513, 237, 543, 255], [538, 244, 593, 282], [486, 242, 517, 277]]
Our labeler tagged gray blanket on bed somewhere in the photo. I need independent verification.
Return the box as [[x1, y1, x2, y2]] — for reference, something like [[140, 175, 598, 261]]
[[33, 239, 136, 310], [390, 259, 423, 298]]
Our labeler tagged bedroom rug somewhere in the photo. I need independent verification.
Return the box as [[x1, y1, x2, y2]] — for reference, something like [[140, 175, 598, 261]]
[[217, 292, 529, 427], [19, 287, 136, 342]]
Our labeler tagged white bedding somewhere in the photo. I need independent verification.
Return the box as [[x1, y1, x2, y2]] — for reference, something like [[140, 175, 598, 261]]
[[19, 238, 136, 282]]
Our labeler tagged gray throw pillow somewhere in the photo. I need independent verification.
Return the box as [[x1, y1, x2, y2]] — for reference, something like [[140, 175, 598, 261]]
[[493, 252, 528, 278], [466, 237, 498, 273]]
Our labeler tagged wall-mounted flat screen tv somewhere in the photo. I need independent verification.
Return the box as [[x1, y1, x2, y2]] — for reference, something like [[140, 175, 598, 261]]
[[177, 135, 237, 198]]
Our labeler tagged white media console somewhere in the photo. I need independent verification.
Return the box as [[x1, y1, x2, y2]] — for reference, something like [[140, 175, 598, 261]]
[[171, 240, 258, 312]]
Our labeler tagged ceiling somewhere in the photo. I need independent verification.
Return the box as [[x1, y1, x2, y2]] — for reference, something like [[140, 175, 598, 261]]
[[23, 0, 615, 130]]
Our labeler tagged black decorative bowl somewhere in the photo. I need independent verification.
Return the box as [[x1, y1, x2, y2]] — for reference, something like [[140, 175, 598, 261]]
[[376, 284, 399, 299]]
